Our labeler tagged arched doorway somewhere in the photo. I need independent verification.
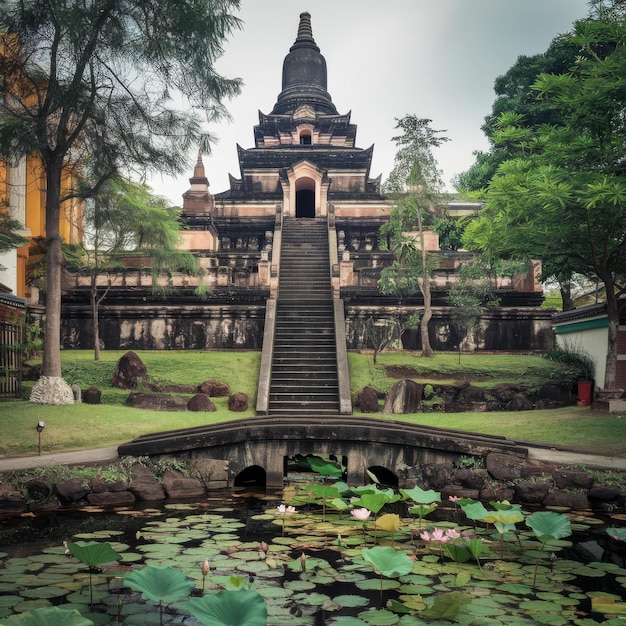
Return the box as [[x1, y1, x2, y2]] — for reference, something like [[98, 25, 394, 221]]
[[295, 177, 315, 218]]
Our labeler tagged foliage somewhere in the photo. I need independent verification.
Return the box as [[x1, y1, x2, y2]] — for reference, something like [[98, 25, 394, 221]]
[[0, 0, 241, 393], [381, 115, 450, 358], [543, 345, 595, 382], [182, 589, 268, 626], [0, 607, 93, 626], [0, 212, 27, 253], [68, 541, 120, 606], [463, 9, 626, 389], [124, 566, 195, 624]]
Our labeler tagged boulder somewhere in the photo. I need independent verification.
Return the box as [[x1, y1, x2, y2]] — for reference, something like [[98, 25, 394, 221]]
[[537, 381, 573, 404], [228, 392, 249, 412], [199, 379, 231, 397], [554, 470, 594, 491], [129, 466, 166, 501], [456, 386, 486, 404], [507, 393, 533, 411], [71, 384, 82, 403], [126, 393, 189, 411], [112, 351, 147, 389], [86, 491, 136, 506], [587, 486, 620, 501], [55, 479, 88, 504], [357, 386, 380, 413], [382, 380, 423, 414], [479, 483, 515, 502], [91, 476, 129, 493], [188, 394, 216, 412], [543, 489, 590, 509], [83, 386, 102, 404], [421, 463, 456, 490], [486, 453, 525, 481], [25, 478, 52, 502], [441, 485, 480, 501], [514, 479, 552, 504], [454, 468, 488, 490], [162, 469, 206, 500]]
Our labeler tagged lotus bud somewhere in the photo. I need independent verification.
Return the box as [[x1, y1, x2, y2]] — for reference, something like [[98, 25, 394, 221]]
[[300, 552, 307, 572], [201, 559, 210, 577]]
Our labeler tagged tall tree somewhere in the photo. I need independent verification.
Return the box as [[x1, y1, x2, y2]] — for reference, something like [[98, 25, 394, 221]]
[[66, 178, 200, 361], [0, 0, 241, 404], [0, 211, 27, 254], [464, 4, 626, 390], [380, 115, 449, 358]]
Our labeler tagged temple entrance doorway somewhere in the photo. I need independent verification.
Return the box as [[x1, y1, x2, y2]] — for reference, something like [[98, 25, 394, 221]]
[[295, 177, 315, 218]]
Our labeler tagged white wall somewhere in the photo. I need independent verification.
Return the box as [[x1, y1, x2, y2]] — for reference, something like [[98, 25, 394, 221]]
[[555, 325, 607, 388]]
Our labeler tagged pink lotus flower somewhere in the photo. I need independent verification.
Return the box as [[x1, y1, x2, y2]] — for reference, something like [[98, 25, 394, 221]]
[[276, 504, 296, 515], [350, 507, 372, 521], [420, 527, 459, 543], [448, 495, 461, 502]]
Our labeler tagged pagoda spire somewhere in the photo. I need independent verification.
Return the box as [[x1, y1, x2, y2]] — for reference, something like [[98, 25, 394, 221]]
[[270, 12, 337, 116]]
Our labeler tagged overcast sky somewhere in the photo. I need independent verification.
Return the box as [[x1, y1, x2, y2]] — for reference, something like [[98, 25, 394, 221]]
[[149, 0, 591, 204]]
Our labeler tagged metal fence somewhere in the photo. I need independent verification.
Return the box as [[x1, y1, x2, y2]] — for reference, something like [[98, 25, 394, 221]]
[[0, 321, 23, 399]]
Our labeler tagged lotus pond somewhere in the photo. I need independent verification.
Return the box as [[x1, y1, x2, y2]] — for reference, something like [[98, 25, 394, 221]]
[[2, 482, 626, 625]]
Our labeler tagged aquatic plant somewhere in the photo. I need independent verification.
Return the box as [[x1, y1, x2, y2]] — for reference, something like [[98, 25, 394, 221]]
[[0, 606, 92, 626], [182, 588, 267, 626], [360, 545, 414, 605], [526, 511, 572, 586], [67, 541, 120, 607], [124, 565, 195, 625]]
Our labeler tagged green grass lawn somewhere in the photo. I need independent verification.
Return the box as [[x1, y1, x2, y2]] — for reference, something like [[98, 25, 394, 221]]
[[1, 349, 625, 458]]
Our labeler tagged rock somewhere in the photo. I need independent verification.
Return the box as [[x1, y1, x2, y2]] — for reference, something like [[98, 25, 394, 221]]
[[162, 469, 206, 500], [55, 479, 88, 504], [199, 379, 231, 397], [479, 483, 515, 502], [0, 483, 25, 511], [25, 478, 52, 502], [514, 479, 552, 504], [486, 453, 525, 481], [454, 468, 488, 490], [382, 380, 423, 414], [29, 375, 74, 405], [456, 386, 486, 403], [129, 466, 166, 501], [520, 460, 558, 478], [150, 382, 197, 393], [421, 463, 456, 490], [587, 486, 620, 501], [507, 393, 533, 411], [441, 485, 480, 501], [357, 386, 380, 412], [83, 386, 102, 404], [489, 384, 524, 405], [187, 394, 216, 412], [554, 470, 594, 491], [126, 393, 189, 411], [228, 392, 249, 412], [543, 490, 590, 509], [537, 382, 573, 404], [91, 476, 129, 493], [86, 491, 136, 506], [71, 384, 82, 403], [112, 351, 147, 389]]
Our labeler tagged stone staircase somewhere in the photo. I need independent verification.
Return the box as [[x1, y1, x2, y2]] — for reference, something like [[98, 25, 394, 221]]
[[268, 217, 340, 415]]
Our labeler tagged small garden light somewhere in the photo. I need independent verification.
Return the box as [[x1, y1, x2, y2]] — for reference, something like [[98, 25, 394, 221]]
[[36, 421, 45, 455]]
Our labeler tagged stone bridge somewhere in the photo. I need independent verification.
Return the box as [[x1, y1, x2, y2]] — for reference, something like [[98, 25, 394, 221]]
[[117, 415, 528, 489]]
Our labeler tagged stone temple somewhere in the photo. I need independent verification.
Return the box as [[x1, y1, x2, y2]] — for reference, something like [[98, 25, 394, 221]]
[[61, 12, 554, 414]]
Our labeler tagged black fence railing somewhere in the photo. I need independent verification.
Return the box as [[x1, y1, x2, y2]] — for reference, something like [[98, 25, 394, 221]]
[[0, 321, 23, 399]]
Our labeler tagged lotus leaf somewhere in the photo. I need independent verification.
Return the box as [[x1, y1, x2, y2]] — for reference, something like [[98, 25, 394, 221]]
[[420, 591, 472, 619], [460, 501, 489, 521], [68, 542, 120, 568], [124, 565, 195, 604], [376, 514, 401, 533], [0, 606, 94, 626], [400, 486, 441, 504], [607, 527, 626, 542], [361, 547, 414, 578], [352, 493, 389, 514], [526, 512, 571, 542], [182, 588, 267, 626], [306, 455, 344, 477], [358, 608, 400, 624]]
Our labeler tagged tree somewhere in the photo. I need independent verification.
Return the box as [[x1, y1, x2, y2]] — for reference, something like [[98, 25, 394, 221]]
[[380, 115, 449, 358], [447, 259, 500, 363], [464, 5, 626, 390], [66, 178, 201, 361], [0, 211, 27, 254], [0, 0, 241, 404]]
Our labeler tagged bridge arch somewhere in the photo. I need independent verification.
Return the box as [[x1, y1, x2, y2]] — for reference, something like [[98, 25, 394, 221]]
[[234, 465, 266, 490], [367, 465, 399, 489]]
